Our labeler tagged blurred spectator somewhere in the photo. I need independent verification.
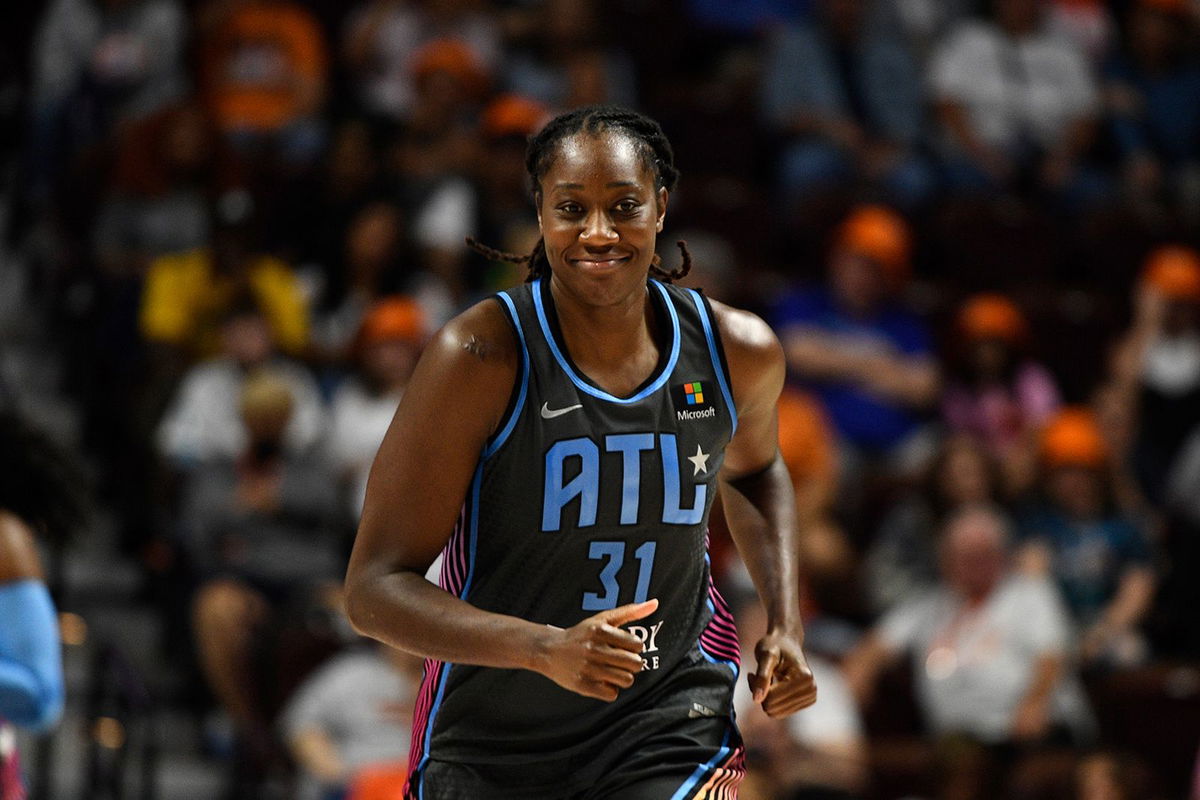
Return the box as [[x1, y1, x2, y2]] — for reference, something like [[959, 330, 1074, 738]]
[[869, 0, 974, 63], [0, 413, 87, 795], [311, 203, 410, 362], [156, 300, 325, 466], [864, 434, 1004, 615], [342, 0, 500, 122], [941, 293, 1061, 496], [1110, 245, 1200, 504], [1018, 408, 1156, 669], [467, 95, 549, 292], [281, 640, 421, 800], [735, 599, 867, 800], [774, 205, 940, 509], [198, 0, 328, 164], [93, 103, 226, 277], [503, 0, 638, 110], [844, 505, 1094, 800], [183, 370, 342, 779], [327, 297, 425, 519], [1076, 750, 1160, 800], [1046, 0, 1115, 65], [30, 0, 187, 196], [1104, 0, 1200, 219], [762, 0, 933, 209], [929, 0, 1104, 202], [139, 188, 311, 360]]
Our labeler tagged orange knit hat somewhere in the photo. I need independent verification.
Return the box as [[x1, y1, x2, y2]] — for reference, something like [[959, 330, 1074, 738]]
[[957, 293, 1029, 344], [482, 94, 550, 140], [1141, 245, 1200, 302], [833, 204, 912, 288], [411, 39, 489, 96], [359, 297, 425, 347], [1041, 407, 1108, 469]]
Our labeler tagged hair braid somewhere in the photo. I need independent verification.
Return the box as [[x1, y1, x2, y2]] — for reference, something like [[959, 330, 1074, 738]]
[[467, 105, 694, 283]]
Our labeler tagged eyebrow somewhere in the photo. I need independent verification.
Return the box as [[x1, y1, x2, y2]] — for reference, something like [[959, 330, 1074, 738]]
[[551, 181, 641, 190]]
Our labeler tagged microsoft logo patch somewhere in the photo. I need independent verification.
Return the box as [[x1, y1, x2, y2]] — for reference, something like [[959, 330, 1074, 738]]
[[674, 380, 716, 422]]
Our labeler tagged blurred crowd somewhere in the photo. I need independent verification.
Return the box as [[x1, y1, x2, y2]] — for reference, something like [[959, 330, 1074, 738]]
[[3, 0, 1200, 798]]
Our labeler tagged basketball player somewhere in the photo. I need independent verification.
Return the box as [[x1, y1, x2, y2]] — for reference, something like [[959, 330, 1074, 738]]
[[345, 107, 817, 799]]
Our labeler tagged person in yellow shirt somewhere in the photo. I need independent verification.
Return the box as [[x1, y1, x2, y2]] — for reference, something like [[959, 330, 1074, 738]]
[[140, 188, 310, 359]]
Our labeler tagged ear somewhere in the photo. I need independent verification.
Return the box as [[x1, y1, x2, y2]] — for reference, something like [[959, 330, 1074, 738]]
[[656, 188, 669, 233]]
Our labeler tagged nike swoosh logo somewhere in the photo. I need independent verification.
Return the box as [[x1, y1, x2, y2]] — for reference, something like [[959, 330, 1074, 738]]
[[541, 402, 583, 419]]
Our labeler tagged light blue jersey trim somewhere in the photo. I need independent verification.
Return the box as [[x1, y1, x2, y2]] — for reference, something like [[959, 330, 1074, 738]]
[[418, 464, 484, 798], [532, 278, 681, 403], [484, 292, 530, 459], [670, 726, 732, 800], [686, 289, 738, 436]]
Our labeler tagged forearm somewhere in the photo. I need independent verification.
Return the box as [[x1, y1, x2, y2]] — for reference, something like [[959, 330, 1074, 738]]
[[1021, 654, 1062, 707], [289, 728, 347, 783], [1099, 568, 1155, 632], [721, 455, 802, 634], [345, 569, 550, 671], [859, 357, 940, 409]]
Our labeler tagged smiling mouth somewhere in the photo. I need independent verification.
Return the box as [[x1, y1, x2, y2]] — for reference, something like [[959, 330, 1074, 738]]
[[571, 256, 631, 270]]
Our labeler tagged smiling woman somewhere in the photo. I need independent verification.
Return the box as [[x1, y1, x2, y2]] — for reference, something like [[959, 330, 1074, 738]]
[[344, 105, 816, 800]]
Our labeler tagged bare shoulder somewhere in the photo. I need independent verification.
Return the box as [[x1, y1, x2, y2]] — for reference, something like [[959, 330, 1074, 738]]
[[708, 299, 785, 400], [428, 296, 521, 375], [0, 510, 43, 582]]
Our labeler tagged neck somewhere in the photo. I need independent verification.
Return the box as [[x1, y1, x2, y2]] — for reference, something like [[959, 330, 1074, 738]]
[[548, 275, 659, 392]]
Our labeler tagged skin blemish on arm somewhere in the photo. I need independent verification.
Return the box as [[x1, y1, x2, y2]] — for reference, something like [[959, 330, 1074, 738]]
[[462, 335, 491, 361]]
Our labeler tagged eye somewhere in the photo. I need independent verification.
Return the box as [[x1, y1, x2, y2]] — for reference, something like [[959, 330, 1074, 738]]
[[556, 202, 584, 215], [615, 199, 641, 214]]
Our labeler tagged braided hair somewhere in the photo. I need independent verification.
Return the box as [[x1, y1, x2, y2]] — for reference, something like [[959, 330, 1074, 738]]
[[467, 105, 692, 283]]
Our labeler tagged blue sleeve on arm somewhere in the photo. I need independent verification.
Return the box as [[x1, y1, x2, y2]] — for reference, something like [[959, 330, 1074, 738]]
[[0, 580, 64, 732]]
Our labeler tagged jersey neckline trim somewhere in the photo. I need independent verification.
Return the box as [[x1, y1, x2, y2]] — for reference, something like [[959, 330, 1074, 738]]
[[531, 277, 681, 404]]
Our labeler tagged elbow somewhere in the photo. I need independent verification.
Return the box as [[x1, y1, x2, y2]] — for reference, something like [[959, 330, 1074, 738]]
[[8, 685, 65, 734], [342, 577, 374, 639]]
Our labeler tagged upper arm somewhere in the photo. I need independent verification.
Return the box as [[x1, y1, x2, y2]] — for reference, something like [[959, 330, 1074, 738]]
[[710, 301, 786, 480], [346, 300, 519, 587]]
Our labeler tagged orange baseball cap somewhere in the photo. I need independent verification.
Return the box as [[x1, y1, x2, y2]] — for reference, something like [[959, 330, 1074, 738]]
[[482, 94, 550, 140], [1041, 407, 1108, 469], [834, 204, 912, 287], [359, 297, 425, 347], [1141, 245, 1200, 302], [410, 39, 489, 95], [957, 293, 1029, 344]]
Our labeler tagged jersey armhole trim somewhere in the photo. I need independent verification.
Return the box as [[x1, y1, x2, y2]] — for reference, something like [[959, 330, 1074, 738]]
[[483, 292, 530, 459], [686, 289, 738, 436]]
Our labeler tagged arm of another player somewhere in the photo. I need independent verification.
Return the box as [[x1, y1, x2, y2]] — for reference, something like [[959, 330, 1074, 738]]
[[712, 301, 817, 718], [344, 301, 651, 702], [0, 512, 65, 732]]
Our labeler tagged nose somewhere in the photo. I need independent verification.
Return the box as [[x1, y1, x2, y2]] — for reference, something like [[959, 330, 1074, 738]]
[[579, 208, 618, 246]]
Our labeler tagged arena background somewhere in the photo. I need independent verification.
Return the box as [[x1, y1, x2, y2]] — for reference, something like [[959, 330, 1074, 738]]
[[2, 0, 1200, 798]]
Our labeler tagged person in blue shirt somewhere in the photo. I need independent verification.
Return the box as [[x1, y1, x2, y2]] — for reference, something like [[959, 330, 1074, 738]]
[[773, 204, 940, 526], [1018, 408, 1156, 669], [0, 412, 82, 796], [1104, 0, 1200, 216]]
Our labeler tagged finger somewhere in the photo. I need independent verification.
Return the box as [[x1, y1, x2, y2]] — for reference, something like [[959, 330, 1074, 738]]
[[582, 664, 638, 690], [595, 623, 645, 653], [751, 648, 780, 702], [592, 644, 646, 672], [763, 684, 818, 716], [600, 598, 659, 626], [577, 678, 619, 703]]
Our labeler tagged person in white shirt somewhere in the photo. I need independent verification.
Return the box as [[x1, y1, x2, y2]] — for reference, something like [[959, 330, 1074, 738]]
[[928, 0, 1103, 200], [842, 504, 1093, 800], [327, 297, 426, 518]]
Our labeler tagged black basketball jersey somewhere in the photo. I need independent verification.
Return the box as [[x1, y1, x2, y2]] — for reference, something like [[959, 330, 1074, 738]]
[[408, 277, 742, 782]]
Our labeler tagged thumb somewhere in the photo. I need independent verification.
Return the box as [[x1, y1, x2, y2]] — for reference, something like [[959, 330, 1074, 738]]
[[601, 598, 659, 626], [750, 647, 780, 703]]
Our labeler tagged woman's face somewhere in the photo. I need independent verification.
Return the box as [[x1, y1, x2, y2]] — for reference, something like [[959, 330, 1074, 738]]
[[938, 440, 993, 506], [536, 132, 666, 307], [1048, 466, 1103, 519]]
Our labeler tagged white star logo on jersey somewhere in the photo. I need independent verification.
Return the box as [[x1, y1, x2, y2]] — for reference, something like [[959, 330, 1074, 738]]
[[687, 444, 710, 476]]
